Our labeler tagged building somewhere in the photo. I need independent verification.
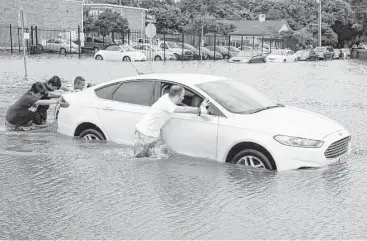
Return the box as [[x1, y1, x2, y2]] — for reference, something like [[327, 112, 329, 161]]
[[228, 19, 293, 50], [0, 0, 83, 48], [83, 3, 149, 31]]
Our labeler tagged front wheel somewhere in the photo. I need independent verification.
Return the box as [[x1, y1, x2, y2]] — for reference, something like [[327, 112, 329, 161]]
[[79, 128, 105, 141], [174, 53, 180, 60], [283, 59, 286, 63], [123, 56, 131, 62], [230, 149, 275, 170], [95, 55, 103, 60], [154, 55, 162, 61], [60, 48, 66, 55]]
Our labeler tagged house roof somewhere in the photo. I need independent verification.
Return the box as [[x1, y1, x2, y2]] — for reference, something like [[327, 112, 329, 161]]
[[229, 20, 292, 36], [83, 3, 148, 11]]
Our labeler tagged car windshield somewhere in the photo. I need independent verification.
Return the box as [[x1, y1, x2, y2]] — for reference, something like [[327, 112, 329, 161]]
[[236, 51, 254, 57], [167, 42, 180, 48], [271, 50, 287, 55], [296, 50, 309, 56], [314, 47, 326, 52], [196, 79, 278, 113]]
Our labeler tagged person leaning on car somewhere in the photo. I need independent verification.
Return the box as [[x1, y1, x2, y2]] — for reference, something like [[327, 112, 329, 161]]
[[134, 85, 210, 158], [36, 76, 63, 124]]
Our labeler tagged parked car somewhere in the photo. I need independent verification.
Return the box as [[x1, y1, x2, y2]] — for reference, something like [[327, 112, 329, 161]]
[[266, 49, 298, 63], [206, 46, 237, 59], [333, 49, 344, 59], [228, 50, 266, 63], [314, 46, 335, 60], [295, 49, 316, 61], [94, 44, 147, 62], [56, 73, 351, 171], [42, 38, 79, 54], [133, 44, 176, 61], [175, 42, 209, 60], [157, 41, 194, 60], [199, 46, 223, 60], [83, 36, 113, 53]]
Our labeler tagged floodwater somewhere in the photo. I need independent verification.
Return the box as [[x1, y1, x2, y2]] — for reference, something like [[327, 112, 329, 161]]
[[1, 54, 367, 239]]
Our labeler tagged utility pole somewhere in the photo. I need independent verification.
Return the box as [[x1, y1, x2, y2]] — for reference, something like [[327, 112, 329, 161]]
[[316, 0, 322, 47]]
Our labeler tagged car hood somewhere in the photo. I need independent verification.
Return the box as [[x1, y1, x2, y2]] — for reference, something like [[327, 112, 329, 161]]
[[233, 106, 345, 140]]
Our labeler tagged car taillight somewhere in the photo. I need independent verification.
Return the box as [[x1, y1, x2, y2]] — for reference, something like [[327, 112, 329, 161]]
[[60, 97, 70, 108]]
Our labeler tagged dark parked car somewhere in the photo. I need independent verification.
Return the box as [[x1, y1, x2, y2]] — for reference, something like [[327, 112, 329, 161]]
[[296, 49, 318, 61], [314, 46, 335, 60]]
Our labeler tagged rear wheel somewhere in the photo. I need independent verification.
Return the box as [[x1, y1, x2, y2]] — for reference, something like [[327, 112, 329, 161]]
[[283, 59, 286, 63], [174, 53, 180, 60], [154, 55, 162, 61], [248, 60, 253, 64], [223, 54, 230, 59], [79, 128, 105, 141], [230, 149, 274, 170], [60, 48, 66, 55]]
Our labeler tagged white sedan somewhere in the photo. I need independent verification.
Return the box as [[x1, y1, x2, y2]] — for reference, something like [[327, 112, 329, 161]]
[[94, 44, 147, 62], [56, 73, 351, 171], [266, 49, 298, 63], [133, 44, 176, 61]]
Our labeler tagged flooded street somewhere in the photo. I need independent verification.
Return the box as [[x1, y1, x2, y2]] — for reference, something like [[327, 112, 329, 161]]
[[1, 55, 367, 239]]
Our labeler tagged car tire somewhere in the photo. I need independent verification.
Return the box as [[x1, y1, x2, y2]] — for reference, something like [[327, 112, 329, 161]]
[[154, 55, 162, 61], [283, 59, 286, 63], [174, 53, 180, 60], [223, 54, 230, 59], [95, 55, 103, 60], [248, 60, 253, 64], [123, 56, 131, 62], [294, 58, 298, 62], [79, 128, 105, 141], [93, 47, 99, 53], [36, 44, 43, 52], [262, 58, 266, 63], [60, 48, 66, 55], [231, 149, 275, 170]]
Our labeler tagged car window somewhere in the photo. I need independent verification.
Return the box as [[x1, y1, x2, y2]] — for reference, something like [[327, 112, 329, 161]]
[[106, 45, 120, 51], [113, 81, 156, 106], [95, 83, 121, 100], [160, 82, 224, 117], [55, 40, 61, 44], [94, 39, 104, 43], [47, 39, 54, 43], [86, 37, 92, 42]]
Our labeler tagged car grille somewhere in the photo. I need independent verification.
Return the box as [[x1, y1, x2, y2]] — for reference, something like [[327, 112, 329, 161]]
[[324, 136, 351, 159]]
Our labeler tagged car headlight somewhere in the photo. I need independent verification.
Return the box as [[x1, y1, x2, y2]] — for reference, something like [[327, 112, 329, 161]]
[[274, 135, 324, 148]]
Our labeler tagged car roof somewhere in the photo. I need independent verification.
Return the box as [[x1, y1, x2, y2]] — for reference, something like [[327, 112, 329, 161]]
[[93, 73, 225, 89]]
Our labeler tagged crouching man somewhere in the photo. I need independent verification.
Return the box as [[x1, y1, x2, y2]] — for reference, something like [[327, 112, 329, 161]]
[[5, 82, 60, 131], [134, 85, 209, 158]]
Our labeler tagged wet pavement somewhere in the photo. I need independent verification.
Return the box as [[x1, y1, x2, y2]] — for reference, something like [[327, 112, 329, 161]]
[[0, 54, 367, 239]]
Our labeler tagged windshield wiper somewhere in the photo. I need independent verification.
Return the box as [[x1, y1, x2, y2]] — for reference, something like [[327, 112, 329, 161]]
[[242, 104, 284, 114]]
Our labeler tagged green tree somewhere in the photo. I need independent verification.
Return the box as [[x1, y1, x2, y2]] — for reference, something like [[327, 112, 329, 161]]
[[148, 6, 189, 33], [94, 9, 129, 37]]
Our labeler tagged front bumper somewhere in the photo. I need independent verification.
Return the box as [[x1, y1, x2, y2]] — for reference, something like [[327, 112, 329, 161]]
[[271, 129, 352, 171]]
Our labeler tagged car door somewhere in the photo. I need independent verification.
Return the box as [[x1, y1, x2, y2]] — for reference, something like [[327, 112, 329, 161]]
[[54, 39, 62, 52], [44, 39, 54, 52], [104, 45, 122, 61], [159, 82, 219, 160], [96, 80, 158, 145]]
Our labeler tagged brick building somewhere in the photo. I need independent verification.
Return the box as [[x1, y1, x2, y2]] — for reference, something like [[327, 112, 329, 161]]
[[83, 3, 148, 31], [0, 0, 83, 47]]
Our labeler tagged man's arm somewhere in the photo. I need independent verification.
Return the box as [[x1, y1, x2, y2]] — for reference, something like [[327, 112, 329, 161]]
[[35, 99, 59, 105], [174, 106, 200, 114], [47, 91, 63, 98]]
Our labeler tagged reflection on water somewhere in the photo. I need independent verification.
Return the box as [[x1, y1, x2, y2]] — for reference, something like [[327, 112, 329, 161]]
[[0, 57, 367, 239]]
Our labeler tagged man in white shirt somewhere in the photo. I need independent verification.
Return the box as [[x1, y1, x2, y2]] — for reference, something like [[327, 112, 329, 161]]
[[134, 85, 209, 158]]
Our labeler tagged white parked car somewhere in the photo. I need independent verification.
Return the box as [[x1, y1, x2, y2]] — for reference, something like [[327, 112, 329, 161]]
[[133, 44, 176, 61], [56, 73, 351, 171], [94, 44, 147, 62], [266, 49, 298, 63]]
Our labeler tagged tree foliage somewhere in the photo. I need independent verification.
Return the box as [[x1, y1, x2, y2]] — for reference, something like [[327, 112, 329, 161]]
[[94, 9, 129, 36]]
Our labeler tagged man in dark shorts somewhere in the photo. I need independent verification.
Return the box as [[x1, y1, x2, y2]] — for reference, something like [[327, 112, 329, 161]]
[[36, 76, 63, 124], [5, 82, 60, 131]]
